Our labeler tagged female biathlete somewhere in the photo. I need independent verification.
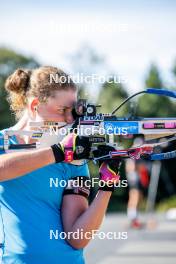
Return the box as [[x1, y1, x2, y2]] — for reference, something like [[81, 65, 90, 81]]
[[0, 66, 121, 264]]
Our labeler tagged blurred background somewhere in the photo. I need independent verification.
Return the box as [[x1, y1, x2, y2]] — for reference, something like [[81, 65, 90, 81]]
[[0, 1, 176, 263]]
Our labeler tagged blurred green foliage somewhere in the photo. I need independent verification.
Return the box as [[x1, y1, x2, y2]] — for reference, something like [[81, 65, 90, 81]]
[[0, 47, 39, 129], [157, 195, 176, 211], [136, 63, 176, 118], [145, 63, 163, 88], [97, 80, 129, 115]]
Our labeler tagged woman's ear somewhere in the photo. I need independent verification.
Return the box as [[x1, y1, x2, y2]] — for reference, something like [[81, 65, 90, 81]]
[[30, 98, 39, 117]]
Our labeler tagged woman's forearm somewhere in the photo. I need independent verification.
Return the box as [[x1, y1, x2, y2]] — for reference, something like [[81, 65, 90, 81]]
[[66, 191, 112, 249], [0, 148, 55, 181]]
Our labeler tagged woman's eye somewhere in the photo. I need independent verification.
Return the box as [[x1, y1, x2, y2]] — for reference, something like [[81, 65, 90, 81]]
[[57, 109, 65, 114], [57, 107, 73, 115]]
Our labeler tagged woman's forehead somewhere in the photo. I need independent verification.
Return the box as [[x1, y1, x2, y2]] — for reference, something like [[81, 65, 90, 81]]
[[49, 89, 77, 107]]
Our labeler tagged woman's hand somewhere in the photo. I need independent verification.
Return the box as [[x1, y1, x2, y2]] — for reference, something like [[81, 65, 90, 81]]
[[98, 159, 121, 192], [92, 144, 121, 191], [51, 133, 91, 163]]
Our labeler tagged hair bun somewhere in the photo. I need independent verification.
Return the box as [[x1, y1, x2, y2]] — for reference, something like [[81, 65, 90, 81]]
[[5, 69, 31, 93]]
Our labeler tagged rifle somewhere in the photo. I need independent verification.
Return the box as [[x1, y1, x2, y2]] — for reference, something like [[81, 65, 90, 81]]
[[1, 88, 176, 163]]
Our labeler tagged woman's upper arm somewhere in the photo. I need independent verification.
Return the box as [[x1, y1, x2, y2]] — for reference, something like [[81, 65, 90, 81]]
[[61, 163, 90, 231], [61, 194, 88, 232]]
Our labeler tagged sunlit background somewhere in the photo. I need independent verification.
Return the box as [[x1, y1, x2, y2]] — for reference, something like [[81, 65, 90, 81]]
[[0, 1, 176, 263]]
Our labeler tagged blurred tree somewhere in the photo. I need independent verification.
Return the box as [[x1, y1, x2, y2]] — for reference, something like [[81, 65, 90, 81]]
[[97, 80, 129, 115], [77, 85, 88, 100], [145, 63, 163, 88], [68, 44, 105, 75], [136, 63, 176, 117], [0, 47, 39, 129], [68, 44, 107, 101]]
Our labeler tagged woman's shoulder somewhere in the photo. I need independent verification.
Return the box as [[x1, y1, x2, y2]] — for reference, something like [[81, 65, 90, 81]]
[[67, 161, 90, 178]]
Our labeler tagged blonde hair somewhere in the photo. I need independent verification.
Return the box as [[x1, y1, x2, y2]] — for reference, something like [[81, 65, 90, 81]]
[[5, 66, 77, 119]]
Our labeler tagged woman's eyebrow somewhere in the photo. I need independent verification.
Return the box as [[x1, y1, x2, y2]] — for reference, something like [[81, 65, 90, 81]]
[[57, 102, 76, 109], [57, 106, 66, 109], [57, 105, 72, 109]]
